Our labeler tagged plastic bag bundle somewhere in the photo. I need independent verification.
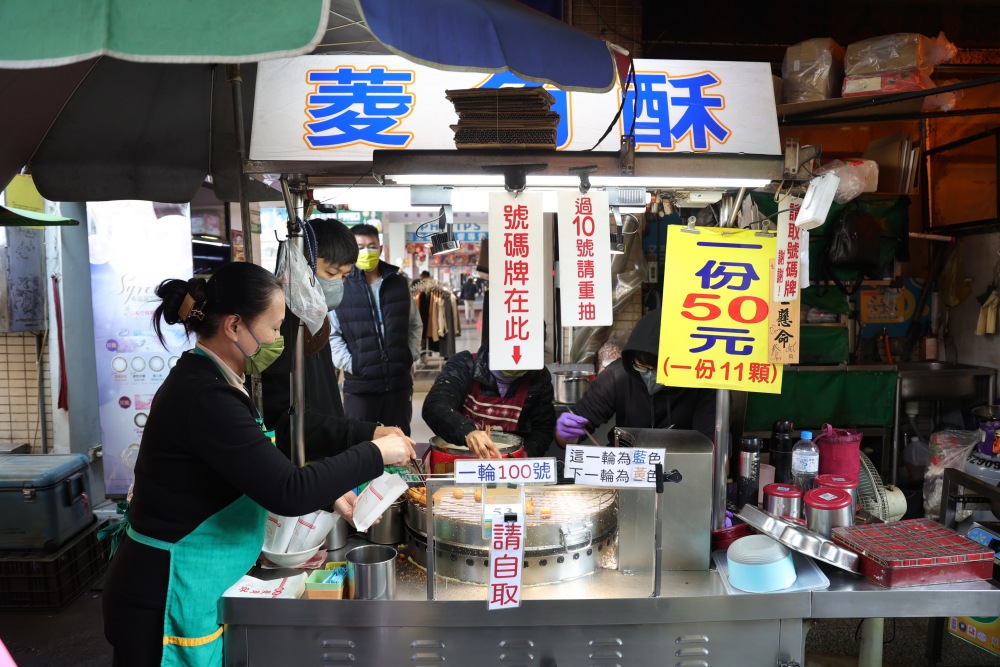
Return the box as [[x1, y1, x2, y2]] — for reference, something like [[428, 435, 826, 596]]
[[815, 160, 879, 204], [275, 241, 327, 335], [922, 429, 978, 521]]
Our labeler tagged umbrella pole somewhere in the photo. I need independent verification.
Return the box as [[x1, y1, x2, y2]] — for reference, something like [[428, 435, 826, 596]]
[[227, 64, 264, 416]]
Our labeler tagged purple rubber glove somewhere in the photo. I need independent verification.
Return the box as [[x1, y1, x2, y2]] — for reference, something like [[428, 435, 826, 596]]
[[556, 412, 590, 440]]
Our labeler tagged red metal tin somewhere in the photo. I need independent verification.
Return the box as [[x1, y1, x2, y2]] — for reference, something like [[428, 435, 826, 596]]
[[804, 487, 852, 511], [764, 483, 802, 498], [831, 519, 995, 587]]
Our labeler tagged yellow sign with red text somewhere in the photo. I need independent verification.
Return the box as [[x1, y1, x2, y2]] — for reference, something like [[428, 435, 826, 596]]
[[658, 227, 783, 393]]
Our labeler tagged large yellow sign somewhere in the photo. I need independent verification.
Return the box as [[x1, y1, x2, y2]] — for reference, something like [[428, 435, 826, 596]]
[[658, 227, 783, 393]]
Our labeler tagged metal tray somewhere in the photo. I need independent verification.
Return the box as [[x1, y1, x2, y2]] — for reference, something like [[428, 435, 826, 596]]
[[734, 505, 862, 574]]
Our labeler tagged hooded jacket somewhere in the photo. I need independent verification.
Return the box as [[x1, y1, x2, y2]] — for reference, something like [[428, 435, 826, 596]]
[[572, 310, 716, 443]]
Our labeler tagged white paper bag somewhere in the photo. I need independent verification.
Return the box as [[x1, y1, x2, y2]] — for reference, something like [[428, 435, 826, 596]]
[[286, 510, 336, 553], [352, 471, 408, 532], [263, 512, 296, 554], [223, 573, 306, 599]]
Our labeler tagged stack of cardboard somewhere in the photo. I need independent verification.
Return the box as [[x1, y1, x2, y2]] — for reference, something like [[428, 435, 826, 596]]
[[841, 32, 957, 98], [781, 38, 845, 104], [445, 87, 559, 149]]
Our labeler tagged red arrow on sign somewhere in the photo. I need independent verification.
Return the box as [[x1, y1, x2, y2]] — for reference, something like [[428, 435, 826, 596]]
[[512, 346, 522, 364]]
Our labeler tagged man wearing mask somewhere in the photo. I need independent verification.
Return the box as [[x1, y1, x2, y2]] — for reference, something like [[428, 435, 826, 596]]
[[330, 224, 422, 435], [555, 309, 716, 446], [261, 219, 411, 518]]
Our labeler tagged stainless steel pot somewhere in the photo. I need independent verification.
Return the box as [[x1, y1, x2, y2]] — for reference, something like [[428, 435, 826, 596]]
[[552, 370, 592, 405], [366, 498, 405, 545], [325, 512, 350, 550]]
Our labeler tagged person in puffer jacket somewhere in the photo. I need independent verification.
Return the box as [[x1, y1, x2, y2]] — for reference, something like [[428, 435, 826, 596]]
[[422, 342, 556, 458], [555, 309, 716, 446]]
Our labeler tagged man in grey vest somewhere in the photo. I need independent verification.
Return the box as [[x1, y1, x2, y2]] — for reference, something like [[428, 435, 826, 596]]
[[329, 224, 422, 435]]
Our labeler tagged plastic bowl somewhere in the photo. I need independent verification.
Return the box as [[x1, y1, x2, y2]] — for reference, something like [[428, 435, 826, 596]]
[[261, 544, 321, 568], [726, 534, 797, 593]]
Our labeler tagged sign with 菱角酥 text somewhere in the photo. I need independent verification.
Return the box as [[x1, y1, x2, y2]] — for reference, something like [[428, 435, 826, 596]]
[[562, 445, 667, 487], [454, 459, 557, 485], [488, 513, 524, 610], [489, 191, 544, 371], [658, 227, 783, 393], [250, 56, 781, 161], [557, 190, 612, 326]]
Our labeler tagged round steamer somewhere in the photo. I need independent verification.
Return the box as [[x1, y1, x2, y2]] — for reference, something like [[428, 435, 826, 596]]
[[726, 534, 797, 593]]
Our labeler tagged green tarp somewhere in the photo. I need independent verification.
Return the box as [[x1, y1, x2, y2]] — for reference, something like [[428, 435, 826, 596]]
[[744, 369, 897, 432], [0, 0, 328, 66]]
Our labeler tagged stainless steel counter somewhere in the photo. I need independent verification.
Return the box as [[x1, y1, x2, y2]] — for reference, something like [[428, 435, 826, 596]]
[[221, 542, 998, 667]]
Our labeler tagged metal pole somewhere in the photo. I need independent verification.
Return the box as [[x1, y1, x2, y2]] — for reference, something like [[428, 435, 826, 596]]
[[891, 376, 901, 486], [226, 65, 254, 267], [280, 175, 307, 468], [227, 65, 264, 417], [712, 389, 731, 530]]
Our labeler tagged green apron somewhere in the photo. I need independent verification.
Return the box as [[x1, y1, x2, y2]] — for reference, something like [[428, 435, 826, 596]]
[[123, 348, 274, 667]]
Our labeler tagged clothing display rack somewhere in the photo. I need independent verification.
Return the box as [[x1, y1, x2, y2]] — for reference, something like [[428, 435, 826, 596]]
[[412, 280, 461, 376]]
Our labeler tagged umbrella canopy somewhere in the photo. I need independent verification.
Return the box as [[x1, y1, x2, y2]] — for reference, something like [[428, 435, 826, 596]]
[[343, 0, 628, 93], [0, 0, 626, 203]]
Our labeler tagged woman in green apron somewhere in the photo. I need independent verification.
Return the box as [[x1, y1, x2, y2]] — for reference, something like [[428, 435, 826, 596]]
[[102, 262, 415, 667]]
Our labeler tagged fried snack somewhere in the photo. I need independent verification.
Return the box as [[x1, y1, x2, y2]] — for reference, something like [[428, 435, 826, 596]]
[[539, 507, 553, 519], [452, 488, 465, 499], [525, 500, 535, 515], [474, 488, 482, 502]]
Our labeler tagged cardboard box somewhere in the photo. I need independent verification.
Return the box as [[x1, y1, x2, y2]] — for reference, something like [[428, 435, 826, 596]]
[[782, 38, 845, 103], [949, 616, 1000, 657], [842, 69, 933, 98], [844, 33, 956, 76]]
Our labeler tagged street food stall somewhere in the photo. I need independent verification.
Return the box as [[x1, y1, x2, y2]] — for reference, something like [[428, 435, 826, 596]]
[[218, 53, 1000, 667]]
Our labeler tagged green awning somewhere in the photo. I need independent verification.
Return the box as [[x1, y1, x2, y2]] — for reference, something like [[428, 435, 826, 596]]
[[0, 205, 78, 226], [0, 0, 329, 67]]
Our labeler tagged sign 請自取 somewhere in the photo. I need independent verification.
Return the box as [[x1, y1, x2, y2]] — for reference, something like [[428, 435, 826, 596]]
[[489, 191, 544, 370], [562, 445, 667, 487], [659, 226, 783, 393], [488, 514, 524, 610], [251, 56, 781, 161], [454, 459, 556, 485], [557, 190, 612, 326]]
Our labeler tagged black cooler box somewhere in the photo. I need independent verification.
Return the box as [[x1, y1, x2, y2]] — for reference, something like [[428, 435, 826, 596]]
[[0, 454, 93, 551]]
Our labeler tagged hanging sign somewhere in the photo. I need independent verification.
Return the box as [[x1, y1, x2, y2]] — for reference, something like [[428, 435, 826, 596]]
[[556, 190, 612, 326], [562, 445, 667, 488], [658, 226, 783, 393], [251, 56, 781, 161], [768, 260, 801, 365], [489, 191, 544, 370], [773, 198, 803, 301], [488, 511, 525, 610]]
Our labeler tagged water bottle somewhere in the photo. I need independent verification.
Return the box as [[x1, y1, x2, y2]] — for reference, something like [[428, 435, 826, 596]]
[[736, 437, 763, 510], [770, 420, 795, 484], [791, 430, 819, 492]]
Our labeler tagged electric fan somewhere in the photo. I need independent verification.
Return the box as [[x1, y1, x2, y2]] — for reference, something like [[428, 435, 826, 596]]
[[857, 452, 908, 521]]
